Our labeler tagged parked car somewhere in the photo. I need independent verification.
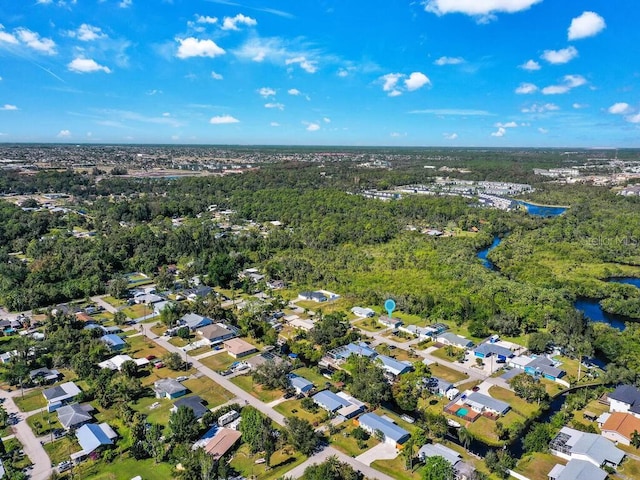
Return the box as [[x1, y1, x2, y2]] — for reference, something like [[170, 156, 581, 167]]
[[57, 461, 72, 473], [154, 361, 164, 369], [146, 355, 157, 361], [176, 376, 188, 382]]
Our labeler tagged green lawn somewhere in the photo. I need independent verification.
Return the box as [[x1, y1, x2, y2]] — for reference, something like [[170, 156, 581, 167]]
[[230, 443, 306, 480], [27, 411, 62, 436], [75, 456, 175, 479], [230, 375, 284, 403], [14, 389, 46, 412], [4, 438, 32, 469], [182, 377, 235, 407], [188, 345, 212, 357], [44, 436, 81, 464], [353, 318, 385, 332], [292, 367, 329, 388], [126, 334, 168, 359], [488, 385, 542, 418], [516, 453, 565, 480], [429, 346, 465, 363], [101, 296, 127, 308], [329, 422, 380, 457], [121, 304, 152, 319], [168, 336, 190, 347], [200, 352, 247, 371], [372, 455, 424, 480], [428, 363, 469, 383], [274, 399, 328, 425], [150, 324, 166, 336]]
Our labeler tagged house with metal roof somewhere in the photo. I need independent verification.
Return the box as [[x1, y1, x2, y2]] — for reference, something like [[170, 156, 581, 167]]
[[298, 291, 328, 302], [180, 313, 213, 331], [550, 427, 625, 469], [473, 343, 514, 361], [288, 374, 314, 395], [548, 460, 607, 480], [100, 334, 127, 352], [29, 367, 60, 384], [312, 390, 352, 413], [98, 354, 148, 371], [73, 423, 117, 460], [376, 355, 412, 377], [43, 381, 82, 412], [436, 333, 474, 349], [154, 378, 187, 399], [424, 377, 454, 397], [351, 307, 375, 318], [398, 324, 433, 340], [608, 385, 640, 417], [357, 413, 410, 447], [378, 316, 403, 329], [57, 404, 94, 430], [524, 356, 565, 381], [171, 396, 208, 419], [328, 342, 377, 361], [464, 392, 510, 416]]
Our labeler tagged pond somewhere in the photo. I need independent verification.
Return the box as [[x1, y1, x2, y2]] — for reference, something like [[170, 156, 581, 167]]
[[517, 201, 567, 217], [477, 236, 502, 270], [608, 277, 640, 288], [574, 298, 627, 331]]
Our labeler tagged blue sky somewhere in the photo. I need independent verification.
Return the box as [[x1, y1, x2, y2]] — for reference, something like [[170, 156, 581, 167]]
[[0, 0, 638, 146]]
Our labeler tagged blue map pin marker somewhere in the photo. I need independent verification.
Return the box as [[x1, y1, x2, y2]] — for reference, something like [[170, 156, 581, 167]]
[[384, 299, 396, 318]]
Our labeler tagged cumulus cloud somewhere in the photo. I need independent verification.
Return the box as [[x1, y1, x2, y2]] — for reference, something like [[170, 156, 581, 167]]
[[210, 71, 223, 80], [176, 38, 225, 59], [68, 24, 106, 41], [409, 108, 492, 116], [119, 0, 132, 8], [323, 117, 331, 123], [210, 115, 239, 124], [306, 123, 320, 131], [538, 127, 549, 134], [381, 73, 402, 95], [196, 15, 218, 24], [405, 72, 431, 91], [572, 103, 588, 109], [541, 46, 578, 64], [443, 132, 458, 140], [288, 88, 301, 96], [222, 14, 257, 31], [264, 102, 284, 110], [495, 121, 518, 128], [491, 127, 506, 137], [434, 56, 464, 66], [258, 87, 276, 98], [541, 85, 569, 95], [57, 129, 71, 138], [568, 11, 606, 40], [626, 113, 640, 124], [15, 28, 56, 55], [515, 83, 538, 94], [285, 56, 317, 73], [67, 57, 111, 73], [424, 0, 542, 22], [608, 102, 631, 115], [521, 103, 560, 113], [542, 74, 587, 95], [0, 27, 19, 45], [0, 104, 18, 111], [520, 59, 541, 71], [270, 122, 280, 127]]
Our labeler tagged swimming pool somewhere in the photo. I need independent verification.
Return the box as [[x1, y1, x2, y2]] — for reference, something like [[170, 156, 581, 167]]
[[456, 408, 469, 417]]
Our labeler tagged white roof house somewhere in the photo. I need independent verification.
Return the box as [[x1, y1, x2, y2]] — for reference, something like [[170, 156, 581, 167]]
[[43, 382, 81, 411], [550, 427, 625, 468]]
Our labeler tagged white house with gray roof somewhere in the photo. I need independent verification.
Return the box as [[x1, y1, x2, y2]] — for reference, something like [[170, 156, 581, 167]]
[[436, 332, 474, 349], [464, 392, 510, 416], [548, 460, 607, 480], [43, 381, 82, 412], [550, 427, 625, 469]]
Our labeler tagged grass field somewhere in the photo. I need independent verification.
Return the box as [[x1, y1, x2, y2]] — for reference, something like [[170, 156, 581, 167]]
[[428, 363, 469, 383], [292, 367, 329, 388], [230, 443, 306, 480], [121, 304, 151, 319], [230, 375, 284, 403], [516, 453, 565, 480], [353, 318, 385, 332], [126, 334, 168, 359], [44, 436, 81, 464], [429, 346, 466, 363], [200, 352, 247, 372], [274, 399, 328, 425], [27, 411, 62, 436], [101, 296, 127, 308], [329, 423, 380, 457], [73, 456, 175, 479], [488, 385, 542, 418], [14, 389, 46, 412], [182, 377, 235, 407], [372, 455, 424, 480]]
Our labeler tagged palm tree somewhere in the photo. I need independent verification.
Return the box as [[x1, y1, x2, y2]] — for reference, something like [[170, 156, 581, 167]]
[[458, 426, 473, 451]]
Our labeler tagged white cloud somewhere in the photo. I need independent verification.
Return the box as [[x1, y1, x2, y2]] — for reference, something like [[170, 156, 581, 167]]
[[495, 121, 518, 128], [211, 71, 223, 80], [608, 102, 631, 115], [381, 73, 402, 93], [175, 37, 225, 59], [264, 102, 284, 110], [285, 56, 317, 73], [222, 14, 257, 31], [491, 127, 506, 137], [443, 132, 458, 140], [409, 108, 492, 116], [67, 57, 111, 73], [405, 72, 431, 91], [434, 56, 464, 66], [337, 68, 350, 77], [521, 103, 560, 113], [424, 0, 542, 22], [541, 46, 578, 64], [69, 24, 106, 41], [210, 115, 239, 124], [388, 90, 402, 97], [0, 27, 19, 45], [515, 83, 538, 94], [520, 59, 541, 71], [626, 113, 640, 124], [15, 28, 56, 55], [258, 87, 276, 98], [323, 117, 331, 123], [146, 89, 162, 96], [196, 15, 218, 24], [568, 11, 606, 40], [270, 122, 280, 127], [538, 127, 549, 134], [57, 129, 71, 138], [542, 75, 587, 95], [288, 88, 301, 96], [306, 123, 320, 131], [119, 0, 132, 8], [541, 85, 569, 95], [162, 112, 170, 117], [0, 104, 18, 111], [572, 103, 588, 109], [564, 74, 587, 88], [390, 132, 406, 137]]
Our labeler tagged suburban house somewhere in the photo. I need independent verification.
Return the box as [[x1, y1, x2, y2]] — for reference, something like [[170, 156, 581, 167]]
[[181, 286, 213, 301], [600, 412, 640, 446], [465, 392, 511, 416], [266, 279, 285, 290], [298, 291, 328, 302], [436, 333, 474, 349], [72, 423, 117, 462], [180, 313, 213, 331], [57, 404, 94, 430], [239, 268, 265, 284], [98, 354, 149, 371], [171, 396, 208, 420], [134, 293, 163, 305], [548, 460, 608, 480], [376, 355, 412, 377], [398, 324, 433, 340], [473, 342, 514, 362], [288, 374, 314, 395], [43, 381, 82, 412], [328, 342, 377, 361], [100, 334, 127, 352], [29, 367, 61, 384], [351, 307, 375, 318], [197, 323, 236, 345], [418, 443, 475, 480], [550, 427, 625, 469], [223, 338, 258, 358], [245, 352, 283, 370], [378, 316, 403, 329], [204, 428, 242, 460], [154, 378, 187, 399], [425, 377, 455, 397], [608, 385, 640, 417], [356, 413, 410, 448], [312, 390, 364, 418], [508, 355, 566, 383]]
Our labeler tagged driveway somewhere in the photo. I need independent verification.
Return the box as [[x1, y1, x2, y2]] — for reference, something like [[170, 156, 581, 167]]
[[355, 442, 398, 466]]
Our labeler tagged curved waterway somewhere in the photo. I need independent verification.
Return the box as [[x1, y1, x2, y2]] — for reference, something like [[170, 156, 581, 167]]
[[609, 277, 640, 288], [517, 201, 568, 217], [477, 237, 502, 270]]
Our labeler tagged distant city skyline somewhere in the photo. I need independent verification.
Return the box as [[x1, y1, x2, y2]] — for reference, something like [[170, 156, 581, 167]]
[[0, 1, 638, 147]]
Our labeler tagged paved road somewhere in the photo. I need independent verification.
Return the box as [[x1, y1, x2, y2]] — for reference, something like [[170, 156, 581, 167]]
[[90, 295, 119, 314], [1, 391, 52, 480]]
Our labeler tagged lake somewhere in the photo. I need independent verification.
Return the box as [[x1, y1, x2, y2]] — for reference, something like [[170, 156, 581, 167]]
[[477, 236, 502, 270], [517, 201, 567, 217], [574, 298, 627, 331], [608, 277, 640, 288]]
